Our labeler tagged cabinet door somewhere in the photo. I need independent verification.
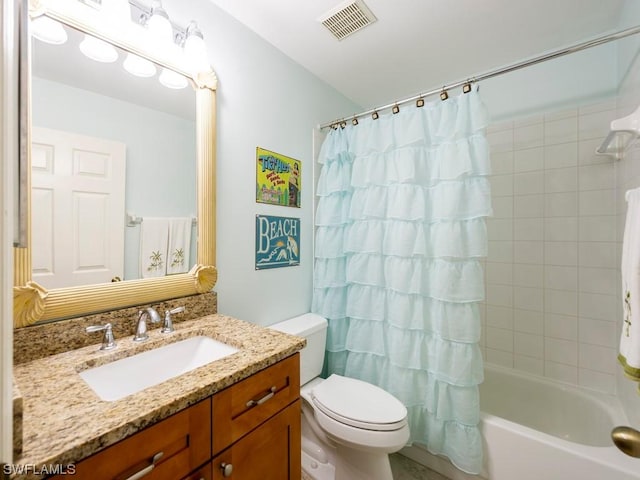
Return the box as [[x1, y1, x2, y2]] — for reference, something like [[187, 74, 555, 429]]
[[182, 461, 212, 480], [50, 398, 211, 480], [212, 400, 301, 480], [212, 354, 300, 455]]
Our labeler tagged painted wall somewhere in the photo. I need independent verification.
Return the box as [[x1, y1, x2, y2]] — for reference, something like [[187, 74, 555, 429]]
[[31, 76, 197, 281], [161, 0, 360, 325]]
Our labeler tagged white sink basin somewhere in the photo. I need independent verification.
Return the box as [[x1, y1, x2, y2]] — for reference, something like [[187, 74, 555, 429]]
[[79, 336, 239, 401]]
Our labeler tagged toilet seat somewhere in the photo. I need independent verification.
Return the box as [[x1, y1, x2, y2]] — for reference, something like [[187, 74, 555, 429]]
[[311, 374, 408, 432]]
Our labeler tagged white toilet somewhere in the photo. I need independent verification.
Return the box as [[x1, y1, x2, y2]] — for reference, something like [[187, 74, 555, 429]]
[[270, 313, 410, 480]]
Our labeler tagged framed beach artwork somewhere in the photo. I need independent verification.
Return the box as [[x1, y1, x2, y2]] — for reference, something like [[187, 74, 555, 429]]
[[255, 215, 300, 270], [256, 147, 301, 208]]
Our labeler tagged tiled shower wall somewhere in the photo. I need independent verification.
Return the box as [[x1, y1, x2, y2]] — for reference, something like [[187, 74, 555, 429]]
[[480, 98, 620, 393]]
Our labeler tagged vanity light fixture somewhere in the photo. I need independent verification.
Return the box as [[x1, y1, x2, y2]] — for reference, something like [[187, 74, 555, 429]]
[[30, 16, 68, 45], [31, 0, 210, 89]]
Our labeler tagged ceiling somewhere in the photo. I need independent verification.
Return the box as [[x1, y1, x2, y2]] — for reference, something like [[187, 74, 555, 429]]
[[206, 0, 627, 110]]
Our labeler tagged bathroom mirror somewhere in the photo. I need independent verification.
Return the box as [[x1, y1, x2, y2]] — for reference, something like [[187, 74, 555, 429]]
[[14, 0, 218, 327], [31, 24, 198, 288]]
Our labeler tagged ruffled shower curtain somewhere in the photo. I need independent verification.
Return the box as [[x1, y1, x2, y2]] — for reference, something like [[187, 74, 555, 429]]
[[312, 90, 491, 474]]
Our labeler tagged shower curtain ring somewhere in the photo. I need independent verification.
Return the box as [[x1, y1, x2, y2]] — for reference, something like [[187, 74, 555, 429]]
[[416, 97, 425, 108], [462, 82, 472, 94], [372, 110, 379, 120], [440, 88, 449, 101], [392, 104, 400, 114], [352, 116, 359, 126]]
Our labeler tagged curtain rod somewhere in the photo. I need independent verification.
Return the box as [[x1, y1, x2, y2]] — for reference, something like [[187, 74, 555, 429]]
[[320, 24, 640, 130]]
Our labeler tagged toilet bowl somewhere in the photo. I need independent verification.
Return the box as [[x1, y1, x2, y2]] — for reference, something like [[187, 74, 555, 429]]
[[270, 313, 410, 480]]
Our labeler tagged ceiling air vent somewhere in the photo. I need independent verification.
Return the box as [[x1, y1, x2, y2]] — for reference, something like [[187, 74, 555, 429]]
[[319, 0, 377, 41]]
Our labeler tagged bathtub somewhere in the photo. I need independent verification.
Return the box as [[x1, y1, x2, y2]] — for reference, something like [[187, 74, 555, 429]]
[[401, 364, 640, 480]]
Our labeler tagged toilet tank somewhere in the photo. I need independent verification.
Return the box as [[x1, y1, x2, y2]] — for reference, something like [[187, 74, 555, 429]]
[[269, 313, 327, 386]]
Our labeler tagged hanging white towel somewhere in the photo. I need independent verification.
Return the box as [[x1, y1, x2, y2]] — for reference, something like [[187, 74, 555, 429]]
[[166, 217, 193, 275], [140, 218, 169, 278], [620, 188, 640, 381]]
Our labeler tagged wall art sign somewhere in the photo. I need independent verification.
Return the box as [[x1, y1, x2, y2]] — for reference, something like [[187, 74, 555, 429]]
[[256, 147, 301, 208], [255, 214, 300, 270]]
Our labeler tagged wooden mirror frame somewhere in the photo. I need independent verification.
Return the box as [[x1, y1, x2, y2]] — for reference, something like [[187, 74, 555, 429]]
[[14, 0, 218, 327]]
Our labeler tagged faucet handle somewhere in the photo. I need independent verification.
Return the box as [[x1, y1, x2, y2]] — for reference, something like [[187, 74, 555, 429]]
[[86, 323, 116, 351], [162, 306, 185, 333]]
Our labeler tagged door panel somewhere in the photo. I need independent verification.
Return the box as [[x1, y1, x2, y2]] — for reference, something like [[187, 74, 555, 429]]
[[31, 127, 126, 288]]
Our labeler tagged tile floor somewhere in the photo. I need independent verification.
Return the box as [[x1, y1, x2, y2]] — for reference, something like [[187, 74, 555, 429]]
[[390, 453, 452, 480], [301, 453, 451, 479]]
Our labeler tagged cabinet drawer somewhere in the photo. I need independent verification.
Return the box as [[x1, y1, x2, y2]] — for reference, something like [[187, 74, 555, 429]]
[[51, 398, 211, 480], [212, 354, 299, 454]]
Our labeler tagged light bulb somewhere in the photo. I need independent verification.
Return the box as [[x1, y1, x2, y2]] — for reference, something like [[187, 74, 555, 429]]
[[79, 34, 118, 63], [184, 22, 209, 73], [147, 1, 173, 44], [123, 53, 157, 77], [159, 68, 188, 89], [30, 16, 67, 45]]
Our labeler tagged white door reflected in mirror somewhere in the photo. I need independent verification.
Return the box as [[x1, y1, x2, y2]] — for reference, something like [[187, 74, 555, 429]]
[[31, 127, 125, 289]]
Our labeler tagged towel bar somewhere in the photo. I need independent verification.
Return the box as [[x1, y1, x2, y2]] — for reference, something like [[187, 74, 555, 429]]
[[126, 213, 197, 227]]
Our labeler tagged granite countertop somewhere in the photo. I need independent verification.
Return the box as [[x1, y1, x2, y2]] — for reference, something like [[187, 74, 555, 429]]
[[12, 314, 305, 478]]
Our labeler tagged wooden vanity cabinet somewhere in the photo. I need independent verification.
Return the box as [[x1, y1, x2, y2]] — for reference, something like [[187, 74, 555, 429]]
[[49, 354, 301, 480]]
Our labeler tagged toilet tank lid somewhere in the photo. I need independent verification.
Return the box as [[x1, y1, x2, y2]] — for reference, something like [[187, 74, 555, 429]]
[[269, 313, 327, 337]]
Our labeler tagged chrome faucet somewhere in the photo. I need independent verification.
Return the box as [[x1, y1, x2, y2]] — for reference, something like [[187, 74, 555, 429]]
[[86, 323, 116, 350], [133, 307, 160, 342], [161, 306, 185, 333]]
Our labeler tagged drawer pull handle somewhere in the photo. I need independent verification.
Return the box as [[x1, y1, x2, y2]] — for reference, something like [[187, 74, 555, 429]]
[[246, 386, 277, 408], [124, 451, 163, 480], [220, 462, 233, 477]]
